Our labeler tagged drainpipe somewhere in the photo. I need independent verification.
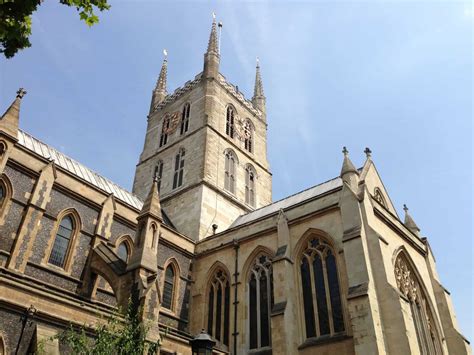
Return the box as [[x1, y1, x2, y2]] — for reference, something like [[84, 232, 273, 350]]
[[232, 239, 240, 354]]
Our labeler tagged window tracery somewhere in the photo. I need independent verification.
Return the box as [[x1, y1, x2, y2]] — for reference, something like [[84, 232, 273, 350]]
[[207, 268, 230, 346], [394, 253, 442, 354], [374, 188, 386, 207], [248, 254, 273, 350], [300, 236, 345, 339]]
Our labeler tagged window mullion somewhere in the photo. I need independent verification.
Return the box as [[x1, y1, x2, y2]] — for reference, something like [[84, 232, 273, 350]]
[[322, 254, 335, 335], [213, 283, 217, 338], [256, 274, 261, 348], [308, 255, 320, 337]]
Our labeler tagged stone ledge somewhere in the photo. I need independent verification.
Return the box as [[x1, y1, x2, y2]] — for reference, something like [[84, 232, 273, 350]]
[[298, 333, 351, 350]]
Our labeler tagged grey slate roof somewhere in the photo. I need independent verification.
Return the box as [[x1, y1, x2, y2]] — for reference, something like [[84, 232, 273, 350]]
[[230, 177, 343, 228], [17, 129, 144, 210]]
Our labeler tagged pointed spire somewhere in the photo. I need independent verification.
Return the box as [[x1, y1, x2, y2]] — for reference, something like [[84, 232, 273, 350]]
[[340, 147, 358, 176], [149, 51, 168, 113], [0, 88, 26, 139], [207, 13, 219, 55], [140, 177, 162, 221], [156, 49, 168, 94], [403, 204, 420, 236], [203, 13, 220, 79], [252, 57, 266, 114]]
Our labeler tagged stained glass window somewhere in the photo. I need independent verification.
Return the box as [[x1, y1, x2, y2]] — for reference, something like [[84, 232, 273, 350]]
[[117, 242, 129, 262], [248, 254, 273, 350], [49, 215, 75, 268], [300, 236, 345, 339], [162, 264, 175, 310], [207, 269, 230, 346]]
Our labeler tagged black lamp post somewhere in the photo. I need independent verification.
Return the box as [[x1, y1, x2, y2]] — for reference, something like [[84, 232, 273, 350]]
[[15, 304, 37, 355], [189, 329, 215, 355]]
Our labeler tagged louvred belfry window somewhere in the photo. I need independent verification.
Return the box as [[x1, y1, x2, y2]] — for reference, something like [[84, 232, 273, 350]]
[[395, 252, 443, 355], [226, 106, 235, 138], [180, 103, 191, 135], [245, 165, 256, 207], [154, 160, 163, 192], [248, 254, 273, 350], [300, 236, 345, 339], [173, 148, 185, 189], [160, 115, 170, 147], [207, 269, 230, 346], [224, 150, 236, 194]]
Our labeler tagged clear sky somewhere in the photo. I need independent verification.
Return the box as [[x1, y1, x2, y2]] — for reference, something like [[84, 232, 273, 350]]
[[1, 0, 472, 341]]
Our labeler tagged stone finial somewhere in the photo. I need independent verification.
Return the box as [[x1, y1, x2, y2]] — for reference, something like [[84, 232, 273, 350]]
[[207, 13, 219, 55], [340, 147, 358, 177], [403, 204, 421, 236], [364, 147, 372, 159], [1, 88, 27, 139]]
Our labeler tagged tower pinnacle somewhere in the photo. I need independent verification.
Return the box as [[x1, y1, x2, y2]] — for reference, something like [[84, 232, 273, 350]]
[[252, 57, 266, 114], [340, 147, 359, 191], [403, 204, 420, 236], [203, 14, 220, 79], [149, 51, 168, 113], [0, 88, 26, 139]]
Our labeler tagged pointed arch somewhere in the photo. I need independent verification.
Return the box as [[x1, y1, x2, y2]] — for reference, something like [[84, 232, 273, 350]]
[[206, 261, 231, 347], [242, 246, 275, 351], [226, 105, 236, 138], [43, 208, 82, 272], [161, 258, 181, 312], [393, 248, 444, 354], [115, 235, 133, 263], [243, 119, 254, 153], [373, 187, 387, 207], [0, 173, 13, 225], [296, 230, 346, 340], [245, 164, 257, 207], [224, 148, 238, 194]]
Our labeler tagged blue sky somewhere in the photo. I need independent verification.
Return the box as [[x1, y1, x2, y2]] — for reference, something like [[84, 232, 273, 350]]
[[1, 0, 472, 341]]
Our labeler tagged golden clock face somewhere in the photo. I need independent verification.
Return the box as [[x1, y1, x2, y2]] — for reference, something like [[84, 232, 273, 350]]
[[163, 111, 181, 134]]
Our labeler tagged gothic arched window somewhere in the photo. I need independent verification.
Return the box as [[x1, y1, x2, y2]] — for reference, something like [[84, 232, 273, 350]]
[[395, 252, 443, 354], [160, 115, 170, 147], [300, 236, 345, 339], [245, 165, 256, 207], [180, 103, 191, 135], [248, 254, 273, 350], [117, 242, 129, 262], [173, 148, 185, 189], [244, 120, 253, 153], [162, 263, 177, 310], [49, 215, 76, 268], [224, 150, 236, 194], [154, 160, 163, 192], [207, 268, 230, 346], [226, 106, 235, 138]]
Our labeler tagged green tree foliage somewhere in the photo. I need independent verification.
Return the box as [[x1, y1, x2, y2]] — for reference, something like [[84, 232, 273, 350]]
[[41, 303, 160, 355], [0, 0, 110, 58]]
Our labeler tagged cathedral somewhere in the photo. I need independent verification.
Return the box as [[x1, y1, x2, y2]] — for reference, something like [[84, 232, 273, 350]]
[[0, 17, 470, 355]]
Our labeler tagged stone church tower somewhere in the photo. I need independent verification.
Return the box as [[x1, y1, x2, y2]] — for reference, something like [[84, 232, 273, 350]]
[[133, 18, 272, 240]]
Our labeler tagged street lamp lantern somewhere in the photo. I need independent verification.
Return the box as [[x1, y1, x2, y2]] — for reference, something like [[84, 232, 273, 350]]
[[190, 329, 215, 355]]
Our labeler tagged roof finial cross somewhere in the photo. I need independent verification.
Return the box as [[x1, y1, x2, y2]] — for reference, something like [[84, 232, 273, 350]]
[[364, 147, 372, 158], [16, 88, 27, 99], [342, 146, 349, 156], [403, 204, 409, 213]]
